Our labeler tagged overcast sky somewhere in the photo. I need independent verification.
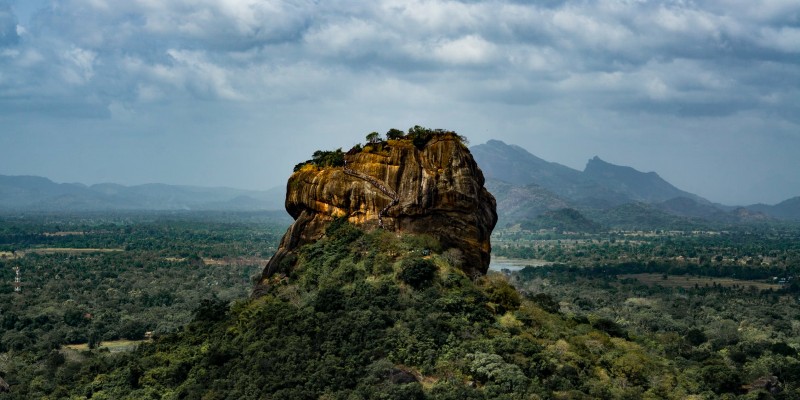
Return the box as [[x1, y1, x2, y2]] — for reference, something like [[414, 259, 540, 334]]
[[1, 0, 798, 205]]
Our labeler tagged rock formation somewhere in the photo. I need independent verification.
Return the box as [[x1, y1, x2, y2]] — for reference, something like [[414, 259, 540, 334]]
[[257, 131, 497, 290]]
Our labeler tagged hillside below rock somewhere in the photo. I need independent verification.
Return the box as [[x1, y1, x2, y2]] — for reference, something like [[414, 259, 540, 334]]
[[258, 131, 497, 289]]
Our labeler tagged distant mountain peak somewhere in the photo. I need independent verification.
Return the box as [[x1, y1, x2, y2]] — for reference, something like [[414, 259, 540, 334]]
[[582, 156, 700, 203], [747, 196, 800, 220], [471, 139, 800, 223], [585, 155, 657, 176], [472, 139, 712, 208]]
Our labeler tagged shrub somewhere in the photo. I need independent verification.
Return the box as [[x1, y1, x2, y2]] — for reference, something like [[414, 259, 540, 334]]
[[314, 286, 345, 312], [193, 298, 228, 323], [528, 292, 560, 314], [293, 148, 345, 171], [398, 258, 437, 289], [467, 352, 529, 393], [386, 129, 404, 140], [591, 317, 627, 339], [483, 277, 522, 314]]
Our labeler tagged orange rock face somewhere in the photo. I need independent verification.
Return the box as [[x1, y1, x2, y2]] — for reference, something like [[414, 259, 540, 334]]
[[258, 134, 497, 289]]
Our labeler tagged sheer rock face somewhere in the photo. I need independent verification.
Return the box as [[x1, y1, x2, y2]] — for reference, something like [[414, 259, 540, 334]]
[[257, 135, 497, 289]]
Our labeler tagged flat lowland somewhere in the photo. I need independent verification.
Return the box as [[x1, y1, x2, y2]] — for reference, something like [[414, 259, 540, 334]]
[[163, 256, 271, 266], [25, 247, 124, 255], [202, 257, 270, 266], [63, 339, 150, 353], [43, 231, 86, 236], [619, 273, 782, 290]]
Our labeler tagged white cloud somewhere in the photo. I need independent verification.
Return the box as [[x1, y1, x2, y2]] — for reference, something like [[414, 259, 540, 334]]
[[758, 27, 800, 53], [508, 46, 562, 72], [651, 5, 722, 35], [303, 18, 390, 57], [706, 0, 800, 24], [430, 34, 496, 65], [645, 77, 670, 100], [382, 0, 484, 34], [551, 6, 635, 50], [166, 49, 242, 100], [60, 46, 96, 85]]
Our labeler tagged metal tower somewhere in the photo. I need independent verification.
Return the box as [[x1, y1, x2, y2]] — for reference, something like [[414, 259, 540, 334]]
[[13, 266, 21, 293]]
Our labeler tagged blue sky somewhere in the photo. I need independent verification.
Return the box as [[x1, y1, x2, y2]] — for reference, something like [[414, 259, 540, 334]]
[[1, 0, 798, 205]]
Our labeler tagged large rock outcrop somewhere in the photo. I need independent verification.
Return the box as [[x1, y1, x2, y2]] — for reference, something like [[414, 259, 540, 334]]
[[257, 133, 497, 289]]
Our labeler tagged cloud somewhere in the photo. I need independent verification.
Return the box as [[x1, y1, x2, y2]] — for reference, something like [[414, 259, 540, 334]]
[[0, 2, 19, 47], [429, 34, 497, 65], [757, 27, 800, 53], [60, 46, 97, 85], [7, 1, 798, 107], [32, 0, 314, 51], [1, 0, 799, 203]]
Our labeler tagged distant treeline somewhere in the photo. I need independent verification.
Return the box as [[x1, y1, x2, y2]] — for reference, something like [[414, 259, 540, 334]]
[[518, 261, 800, 292]]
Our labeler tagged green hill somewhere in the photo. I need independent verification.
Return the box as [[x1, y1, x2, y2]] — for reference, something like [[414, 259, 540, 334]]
[[485, 179, 571, 226], [17, 221, 726, 399], [520, 208, 601, 233]]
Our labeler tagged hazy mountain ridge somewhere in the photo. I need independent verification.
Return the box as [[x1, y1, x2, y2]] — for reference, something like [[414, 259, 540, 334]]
[[748, 197, 800, 221], [472, 140, 800, 225], [471, 140, 628, 206], [4, 139, 799, 222], [655, 197, 725, 219], [583, 156, 709, 204], [484, 179, 570, 223], [0, 175, 285, 211], [472, 140, 710, 206]]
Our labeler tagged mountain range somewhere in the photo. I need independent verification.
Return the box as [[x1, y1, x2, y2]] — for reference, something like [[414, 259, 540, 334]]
[[2, 139, 798, 224], [470, 140, 800, 225], [0, 175, 285, 212]]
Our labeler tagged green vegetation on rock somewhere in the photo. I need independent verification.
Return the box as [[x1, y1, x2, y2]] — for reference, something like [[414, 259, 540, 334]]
[[293, 148, 346, 172], [292, 126, 469, 172]]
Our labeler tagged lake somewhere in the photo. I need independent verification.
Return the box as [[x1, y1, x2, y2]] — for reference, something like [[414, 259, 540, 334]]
[[489, 257, 552, 272]]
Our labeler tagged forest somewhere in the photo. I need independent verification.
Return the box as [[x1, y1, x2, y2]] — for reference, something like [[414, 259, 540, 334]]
[[0, 211, 289, 396], [0, 212, 799, 398]]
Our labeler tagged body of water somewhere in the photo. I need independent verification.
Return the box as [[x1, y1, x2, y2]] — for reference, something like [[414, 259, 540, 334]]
[[489, 257, 552, 272]]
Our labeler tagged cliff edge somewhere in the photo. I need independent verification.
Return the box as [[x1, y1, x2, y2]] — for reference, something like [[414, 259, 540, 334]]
[[257, 129, 497, 290]]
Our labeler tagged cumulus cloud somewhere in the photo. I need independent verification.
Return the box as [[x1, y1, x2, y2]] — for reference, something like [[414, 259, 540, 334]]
[[6, 0, 798, 110], [60, 46, 96, 85], [1, 0, 799, 203], [758, 27, 800, 53]]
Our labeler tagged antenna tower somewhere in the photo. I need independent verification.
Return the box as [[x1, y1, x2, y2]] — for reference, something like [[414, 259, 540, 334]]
[[13, 266, 21, 293]]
